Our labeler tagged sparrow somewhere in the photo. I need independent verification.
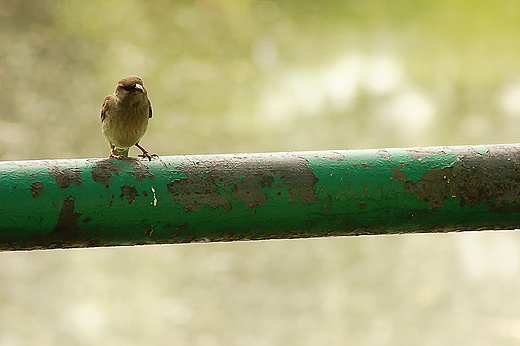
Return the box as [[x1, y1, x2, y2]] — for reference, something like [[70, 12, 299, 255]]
[[101, 75, 156, 160]]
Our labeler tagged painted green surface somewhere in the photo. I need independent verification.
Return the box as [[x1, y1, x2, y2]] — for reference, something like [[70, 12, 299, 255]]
[[1, 144, 520, 250]]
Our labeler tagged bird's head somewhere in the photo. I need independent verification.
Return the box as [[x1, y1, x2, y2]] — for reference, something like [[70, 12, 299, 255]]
[[115, 75, 147, 102]]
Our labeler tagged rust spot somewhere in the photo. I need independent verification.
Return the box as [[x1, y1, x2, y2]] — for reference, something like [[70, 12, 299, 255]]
[[30, 181, 43, 197], [127, 159, 154, 182], [21, 196, 85, 249], [120, 185, 139, 204], [392, 167, 407, 183], [403, 168, 448, 209], [362, 164, 369, 169], [83, 217, 91, 223], [322, 194, 332, 213], [48, 166, 83, 189], [402, 148, 520, 210], [145, 228, 153, 236], [90, 159, 123, 187], [53, 197, 83, 237], [358, 202, 367, 209], [90, 158, 154, 187], [166, 154, 318, 212]]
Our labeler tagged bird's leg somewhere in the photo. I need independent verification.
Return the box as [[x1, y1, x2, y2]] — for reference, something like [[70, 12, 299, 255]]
[[109, 146, 125, 160], [135, 143, 158, 161]]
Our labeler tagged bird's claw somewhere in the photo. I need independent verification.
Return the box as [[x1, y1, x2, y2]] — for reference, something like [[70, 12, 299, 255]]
[[138, 152, 159, 161], [135, 143, 157, 161], [109, 154, 126, 160]]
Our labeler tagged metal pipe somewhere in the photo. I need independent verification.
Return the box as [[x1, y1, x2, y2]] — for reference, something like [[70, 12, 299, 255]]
[[1, 144, 520, 251]]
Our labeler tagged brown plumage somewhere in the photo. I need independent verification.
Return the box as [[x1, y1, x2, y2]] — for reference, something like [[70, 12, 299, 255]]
[[101, 75, 156, 160]]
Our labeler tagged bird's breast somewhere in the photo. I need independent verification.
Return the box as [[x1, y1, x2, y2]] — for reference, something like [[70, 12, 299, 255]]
[[102, 102, 150, 149]]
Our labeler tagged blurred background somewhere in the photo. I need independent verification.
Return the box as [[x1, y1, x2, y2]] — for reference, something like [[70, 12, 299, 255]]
[[1, 0, 520, 345]]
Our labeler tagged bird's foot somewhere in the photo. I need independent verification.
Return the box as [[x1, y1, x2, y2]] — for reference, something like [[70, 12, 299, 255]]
[[109, 153, 126, 160], [138, 152, 159, 161], [135, 143, 158, 161]]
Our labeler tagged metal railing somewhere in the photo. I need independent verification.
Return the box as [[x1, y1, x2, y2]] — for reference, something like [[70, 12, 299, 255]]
[[1, 144, 520, 251]]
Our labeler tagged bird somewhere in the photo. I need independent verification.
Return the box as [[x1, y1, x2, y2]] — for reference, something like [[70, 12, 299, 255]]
[[101, 75, 156, 160]]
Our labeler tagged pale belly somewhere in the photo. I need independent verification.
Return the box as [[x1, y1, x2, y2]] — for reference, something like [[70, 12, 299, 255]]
[[102, 114, 149, 149]]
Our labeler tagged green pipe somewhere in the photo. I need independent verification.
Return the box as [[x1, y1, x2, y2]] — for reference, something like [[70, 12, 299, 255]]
[[1, 144, 520, 251]]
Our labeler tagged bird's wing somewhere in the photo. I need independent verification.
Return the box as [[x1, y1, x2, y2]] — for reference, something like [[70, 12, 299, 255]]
[[149, 103, 152, 118], [100, 95, 112, 122]]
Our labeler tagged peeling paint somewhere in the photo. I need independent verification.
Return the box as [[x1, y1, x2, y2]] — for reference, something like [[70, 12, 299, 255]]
[[53, 196, 83, 237], [377, 150, 390, 159], [2, 146, 520, 251], [472, 145, 490, 155], [151, 187, 157, 206], [127, 159, 155, 183], [402, 149, 520, 210], [90, 159, 123, 187], [403, 167, 449, 209], [120, 185, 139, 204], [392, 167, 407, 183], [20, 196, 85, 249], [167, 154, 318, 212], [90, 159, 154, 187], [306, 151, 345, 161], [407, 148, 448, 161], [48, 166, 83, 189], [30, 181, 43, 197]]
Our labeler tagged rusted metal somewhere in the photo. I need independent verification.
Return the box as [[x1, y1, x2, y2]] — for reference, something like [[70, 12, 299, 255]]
[[1, 144, 520, 251]]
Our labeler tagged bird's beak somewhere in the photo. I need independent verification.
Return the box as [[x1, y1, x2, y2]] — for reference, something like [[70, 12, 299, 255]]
[[135, 84, 144, 92]]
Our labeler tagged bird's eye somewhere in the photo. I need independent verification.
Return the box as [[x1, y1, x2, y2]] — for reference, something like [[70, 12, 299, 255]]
[[122, 85, 131, 91]]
